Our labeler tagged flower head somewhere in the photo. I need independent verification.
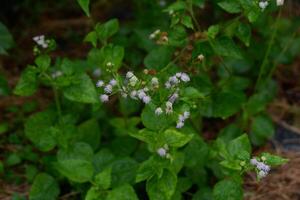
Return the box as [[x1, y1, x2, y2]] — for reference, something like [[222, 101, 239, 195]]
[[276, 0, 284, 6], [142, 96, 151, 104], [109, 79, 117, 86], [96, 80, 104, 88], [157, 148, 167, 157], [155, 107, 163, 115], [180, 73, 190, 82], [100, 94, 109, 102], [104, 84, 113, 94]]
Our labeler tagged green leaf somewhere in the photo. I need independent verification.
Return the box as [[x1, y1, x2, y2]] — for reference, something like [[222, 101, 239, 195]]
[[100, 44, 124, 71], [63, 73, 97, 103], [144, 46, 174, 70], [14, 66, 39, 96], [200, 91, 246, 118], [236, 22, 251, 47], [184, 137, 209, 167], [75, 119, 101, 150], [141, 104, 172, 131], [107, 184, 138, 200], [136, 156, 162, 183], [29, 173, 60, 200], [218, 1, 241, 14], [213, 179, 243, 200], [164, 1, 186, 12], [250, 115, 275, 146], [228, 134, 251, 159], [162, 129, 193, 148], [0, 22, 14, 55], [95, 167, 111, 189], [181, 15, 194, 29], [260, 153, 288, 166], [77, 0, 90, 16], [210, 37, 243, 59], [146, 169, 177, 200], [93, 149, 115, 174], [96, 19, 119, 42], [35, 55, 51, 71], [85, 186, 106, 200], [182, 87, 205, 99], [56, 143, 94, 183], [84, 31, 97, 47], [25, 111, 57, 151], [111, 157, 138, 187], [207, 25, 220, 39]]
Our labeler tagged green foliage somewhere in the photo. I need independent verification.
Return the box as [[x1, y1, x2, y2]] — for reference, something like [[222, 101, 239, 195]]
[[0, 22, 14, 54], [7, 0, 294, 199]]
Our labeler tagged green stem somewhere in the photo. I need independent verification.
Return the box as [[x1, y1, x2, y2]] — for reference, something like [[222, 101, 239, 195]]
[[187, 1, 201, 31], [255, 9, 282, 91]]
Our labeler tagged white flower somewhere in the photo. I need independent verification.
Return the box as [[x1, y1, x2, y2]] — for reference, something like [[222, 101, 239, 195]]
[[176, 72, 182, 78], [33, 35, 48, 48], [151, 77, 159, 86], [104, 84, 113, 94], [149, 33, 156, 39], [121, 92, 128, 98], [100, 94, 109, 102], [129, 76, 138, 87], [157, 147, 167, 157], [183, 111, 190, 119], [96, 80, 104, 88], [169, 76, 179, 84], [197, 54, 204, 61], [143, 87, 149, 92], [155, 107, 163, 115], [169, 93, 179, 103], [256, 162, 270, 173], [176, 121, 184, 129], [106, 62, 113, 67], [276, 0, 284, 6], [165, 81, 171, 89], [51, 71, 63, 79], [250, 158, 258, 166], [180, 73, 190, 82], [165, 101, 173, 114], [93, 68, 101, 77], [259, 1, 268, 10], [137, 90, 146, 99], [178, 114, 185, 122], [142, 96, 151, 104], [126, 71, 134, 79], [130, 90, 137, 98], [109, 79, 117, 86], [154, 29, 161, 35], [258, 170, 268, 178]]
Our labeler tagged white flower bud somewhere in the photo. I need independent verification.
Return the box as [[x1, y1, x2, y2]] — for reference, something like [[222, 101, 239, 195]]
[[109, 79, 117, 86], [104, 84, 113, 94], [157, 147, 167, 157], [276, 0, 284, 6], [93, 68, 101, 77], [155, 107, 163, 115], [151, 77, 159, 85], [100, 94, 109, 102], [197, 54, 204, 61], [126, 71, 134, 79], [183, 111, 190, 119], [180, 73, 190, 82], [142, 96, 151, 104], [176, 121, 184, 129], [96, 80, 104, 88]]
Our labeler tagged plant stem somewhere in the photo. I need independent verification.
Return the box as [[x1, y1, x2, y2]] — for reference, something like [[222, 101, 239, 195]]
[[188, 1, 201, 31], [255, 9, 282, 91]]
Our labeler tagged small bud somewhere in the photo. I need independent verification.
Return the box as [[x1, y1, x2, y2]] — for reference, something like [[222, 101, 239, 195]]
[[157, 148, 167, 157], [176, 121, 184, 129], [100, 94, 109, 102], [96, 80, 104, 88], [109, 79, 117, 86], [276, 0, 284, 6], [104, 84, 113, 94], [126, 71, 134, 79], [155, 107, 163, 115], [180, 73, 190, 82], [197, 54, 204, 61], [142, 96, 151, 104]]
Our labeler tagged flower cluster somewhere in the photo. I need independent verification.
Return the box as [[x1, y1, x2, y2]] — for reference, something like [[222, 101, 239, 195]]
[[157, 144, 170, 159], [165, 72, 190, 89], [259, 0, 284, 10], [33, 35, 49, 48], [250, 157, 271, 179], [149, 29, 169, 44], [96, 78, 117, 102], [176, 111, 190, 129]]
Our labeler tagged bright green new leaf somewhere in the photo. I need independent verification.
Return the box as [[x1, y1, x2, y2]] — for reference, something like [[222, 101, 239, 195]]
[[77, 0, 90, 16], [84, 31, 97, 47], [14, 66, 39, 96], [210, 37, 243, 59], [29, 173, 60, 200], [218, 1, 241, 14], [181, 15, 194, 29], [162, 129, 193, 148], [250, 115, 275, 146], [236, 22, 251, 47], [260, 153, 288, 166], [184, 137, 209, 167], [85, 186, 106, 200], [100, 44, 124, 71], [96, 19, 119, 42], [228, 134, 251, 159], [35, 55, 51, 71], [136, 156, 163, 183], [207, 25, 220, 39]]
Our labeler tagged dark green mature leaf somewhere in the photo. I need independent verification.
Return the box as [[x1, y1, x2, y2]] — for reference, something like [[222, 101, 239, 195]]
[[213, 179, 243, 200], [107, 184, 138, 200], [93, 149, 115, 174], [236, 23, 251, 46], [100, 44, 124, 71], [210, 37, 243, 59], [85, 187, 106, 200], [136, 156, 162, 183], [200, 91, 246, 118], [35, 55, 51, 71], [111, 157, 138, 187], [25, 111, 57, 151], [77, 0, 90, 16], [63, 73, 97, 103], [29, 173, 60, 200], [218, 1, 241, 13], [75, 119, 101, 150], [144, 46, 174, 70], [250, 115, 275, 146], [162, 129, 193, 148], [96, 19, 119, 42], [141, 104, 172, 131], [56, 143, 94, 183], [14, 66, 39, 96], [184, 137, 209, 167], [147, 169, 177, 200], [0, 22, 14, 54]]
